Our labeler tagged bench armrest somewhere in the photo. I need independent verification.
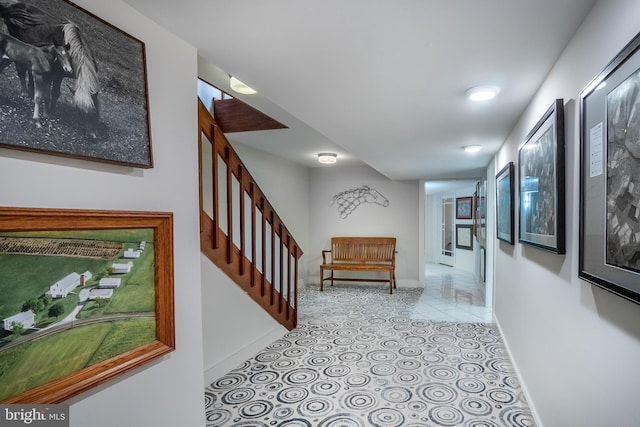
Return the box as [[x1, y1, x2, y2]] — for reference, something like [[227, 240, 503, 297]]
[[322, 250, 331, 264]]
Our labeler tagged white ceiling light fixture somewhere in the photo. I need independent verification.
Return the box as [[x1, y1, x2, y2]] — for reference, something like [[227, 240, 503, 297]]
[[463, 145, 482, 153], [317, 153, 338, 164], [229, 75, 257, 95], [465, 85, 500, 102]]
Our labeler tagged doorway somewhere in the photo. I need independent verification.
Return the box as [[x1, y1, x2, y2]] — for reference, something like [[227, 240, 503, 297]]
[[440, 194, 455, 266]]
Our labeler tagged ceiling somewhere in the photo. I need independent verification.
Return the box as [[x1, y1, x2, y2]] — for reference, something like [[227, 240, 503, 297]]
[[126, 0, 597, 181]]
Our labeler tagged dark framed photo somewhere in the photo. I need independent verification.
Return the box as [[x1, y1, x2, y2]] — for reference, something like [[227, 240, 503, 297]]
[[456, 224, 473, 250], [518, 99, 566, 254], [478, 179, 487, 247], [579, 30, 640, 304], [456, 196, 473, 219], [0, 0, 152, 168], [0, 207, 174, 403], [473, 187, 479, 239], [496, 162, 515, 245], [480, 246, 486, 283]]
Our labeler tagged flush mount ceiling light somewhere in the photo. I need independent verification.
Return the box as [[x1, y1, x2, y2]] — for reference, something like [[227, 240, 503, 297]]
[[317, 153, 337, 164], [229, 76, 257, 95], [463, 145, 482, 153], [466, 85, 499, 101]]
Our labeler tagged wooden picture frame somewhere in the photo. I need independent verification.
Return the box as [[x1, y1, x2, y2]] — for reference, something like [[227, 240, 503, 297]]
[[496, 162, 515, 245], [0, 0, 153, 168], [0, 207, 174, 403], [579, 31, 640, 305], [518, 99, 566, 254], [456, 224, 473, 250], [455, 196, 473, 219]]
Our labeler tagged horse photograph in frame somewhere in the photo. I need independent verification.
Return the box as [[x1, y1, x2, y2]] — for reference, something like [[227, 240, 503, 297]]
[[0, 0, 152, 168]]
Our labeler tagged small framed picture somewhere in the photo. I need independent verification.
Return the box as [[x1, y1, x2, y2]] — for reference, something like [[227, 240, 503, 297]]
[[518, 99, 566, 254], [456, 224, 473, 250], [456, 196, 473, 219], [496, 162, 515, 245]]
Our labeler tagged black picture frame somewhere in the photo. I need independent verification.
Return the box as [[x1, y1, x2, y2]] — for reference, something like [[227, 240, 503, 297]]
[[496, 162, 515, 245], [579, 31, 640, 305], [456, 224, 473, 250], [456, 196, 473, 219], [0, 0, 153, 168], [518, 99, 566, 254]]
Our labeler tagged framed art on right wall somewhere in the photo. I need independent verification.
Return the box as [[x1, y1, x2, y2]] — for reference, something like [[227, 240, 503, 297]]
[[496, 162, 515, 245], [579, 30, 640, 305], [518, 99, 566, 254]]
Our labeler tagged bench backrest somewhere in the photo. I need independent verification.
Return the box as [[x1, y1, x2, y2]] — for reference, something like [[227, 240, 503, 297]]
[[330, 237, 396, 265]]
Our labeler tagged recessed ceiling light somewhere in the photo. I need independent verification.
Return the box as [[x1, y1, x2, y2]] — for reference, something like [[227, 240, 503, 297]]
[[229, 76, 257, 95], [317, 153, 337, 164], [463, 145, 482, 153], [466, 85, 499, 101]]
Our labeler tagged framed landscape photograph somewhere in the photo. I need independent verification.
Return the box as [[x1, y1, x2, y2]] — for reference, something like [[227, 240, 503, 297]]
[[456, 196, 473, 219], [496, 162, 515, 245], [518, 99, 566, 254], [0, 207, 174, 403], [456, 224, 473, 250], [0, 0, 153, 168], [579, 30, 640, 304]]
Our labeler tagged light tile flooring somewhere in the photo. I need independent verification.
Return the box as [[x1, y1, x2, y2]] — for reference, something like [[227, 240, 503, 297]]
[[414, 263, 493, 323]]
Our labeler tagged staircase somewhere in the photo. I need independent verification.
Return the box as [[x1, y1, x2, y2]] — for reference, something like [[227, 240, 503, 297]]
[[198, 100, 302, 330]]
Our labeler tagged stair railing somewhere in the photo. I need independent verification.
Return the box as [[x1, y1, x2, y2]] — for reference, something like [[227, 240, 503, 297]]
[[198, 100, 302, 330]]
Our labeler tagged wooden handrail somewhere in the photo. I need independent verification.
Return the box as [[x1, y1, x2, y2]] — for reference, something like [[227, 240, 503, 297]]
[[198, 99, 302, 330]]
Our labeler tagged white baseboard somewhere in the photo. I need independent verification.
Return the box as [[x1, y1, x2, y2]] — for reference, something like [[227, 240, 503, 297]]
[[203, 326, 288, 386], [396, 278, 422, 288], [494, 316, 544, 427]]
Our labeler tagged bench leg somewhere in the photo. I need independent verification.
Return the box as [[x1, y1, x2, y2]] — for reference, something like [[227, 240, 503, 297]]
[[389, 271, 393, 294], [320, 267, 324, 291]]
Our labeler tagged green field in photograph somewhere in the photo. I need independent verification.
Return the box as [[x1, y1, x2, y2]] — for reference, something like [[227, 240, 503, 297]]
[[106, 244, 155, 313], [0, 254, 110, 319], [87, 318, 155, 365], [0, 318, 155, 400]]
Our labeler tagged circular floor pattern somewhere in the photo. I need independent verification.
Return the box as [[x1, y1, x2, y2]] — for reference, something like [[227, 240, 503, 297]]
[[204, 284, 535, 426]]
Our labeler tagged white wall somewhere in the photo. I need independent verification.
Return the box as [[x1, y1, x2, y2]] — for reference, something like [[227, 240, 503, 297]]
[[309, 165, 420, 286], [200, 255, 288, 383], [0, 1, 205, 425], [228, 141, 311, 270], [494, 1, 640, 426]]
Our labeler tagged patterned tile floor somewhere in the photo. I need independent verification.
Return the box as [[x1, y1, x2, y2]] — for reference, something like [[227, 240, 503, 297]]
[[204, 264, 534, 426]]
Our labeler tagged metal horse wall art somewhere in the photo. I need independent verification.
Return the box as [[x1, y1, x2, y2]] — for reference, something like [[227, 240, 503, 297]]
[[330, 185, 390, 219], [0, 0, 100, 138]]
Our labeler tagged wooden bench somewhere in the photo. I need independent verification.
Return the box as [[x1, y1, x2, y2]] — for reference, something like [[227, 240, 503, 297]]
[[320, 237, 397, 294]]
